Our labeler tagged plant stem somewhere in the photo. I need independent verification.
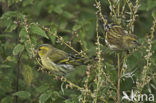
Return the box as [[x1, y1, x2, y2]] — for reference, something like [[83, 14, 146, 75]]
[[15, 55, 21, 103], [117, 53, 120, 103]]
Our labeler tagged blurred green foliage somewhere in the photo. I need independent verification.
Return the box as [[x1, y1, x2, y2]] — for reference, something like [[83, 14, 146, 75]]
[[0, 0, 156, 103]]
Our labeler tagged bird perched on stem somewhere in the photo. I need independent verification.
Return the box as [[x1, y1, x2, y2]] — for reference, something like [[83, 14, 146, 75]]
[[37, 44, 91, 75], [105, 25, 140, 50], [98, 15, 140, 50]]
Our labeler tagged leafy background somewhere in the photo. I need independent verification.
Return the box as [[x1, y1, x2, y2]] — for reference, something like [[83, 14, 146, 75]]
[[0, 0, 156, 103]]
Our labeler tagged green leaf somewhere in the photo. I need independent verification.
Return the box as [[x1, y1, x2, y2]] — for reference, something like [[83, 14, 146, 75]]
[[30, 24, 49, 39], [54, 4, 65, 14], [1, 96, 13, 103], [60, 21, 67, 30], [147, 0, 156, 11], [13, 91, 31, 99], [36, 84, 49, 93], [0, 18, 11, 28], [139, 1, 147, 11], [19, 27, 28, 42], [5, 23, 17, 32], [21, 65, 33, 86], [63, 11, 74, 19], [6, 56, 17, 62], [49, 27, 57, 44], [64, 99, 76, 103], [0, 64, 11, 68], [1, 11, 17, 19], [0, 34, 13, 38], [24, 40, 33, 58], [72, 24, 81, 31], [39, 93, 52, 103], [8, 0, 16, 6], [22, 0, 33, 7], [152, 10, 156, 18], [13, 44, 24, 55]]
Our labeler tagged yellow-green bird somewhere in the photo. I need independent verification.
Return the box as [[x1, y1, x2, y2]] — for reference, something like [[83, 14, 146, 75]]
[[98, 15, 140, 50], [105, 25, 140, 50], [38, 44, 90, 75]]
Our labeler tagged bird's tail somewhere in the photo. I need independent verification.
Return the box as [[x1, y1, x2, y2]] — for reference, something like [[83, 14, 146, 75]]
[[67, 54, 95, 66]]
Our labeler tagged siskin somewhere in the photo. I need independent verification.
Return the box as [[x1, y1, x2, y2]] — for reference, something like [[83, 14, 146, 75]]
[[105, 25, 140, 50], [38, 44, 90, 75]]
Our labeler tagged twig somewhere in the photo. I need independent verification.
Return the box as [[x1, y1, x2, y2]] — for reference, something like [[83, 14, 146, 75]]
[[15, 53, 22, 103]]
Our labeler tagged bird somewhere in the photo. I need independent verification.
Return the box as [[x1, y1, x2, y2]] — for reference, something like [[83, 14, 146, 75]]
[[37, 44, 91, 75], [105, 24, 140, 50], [98, 15, 140, 50]]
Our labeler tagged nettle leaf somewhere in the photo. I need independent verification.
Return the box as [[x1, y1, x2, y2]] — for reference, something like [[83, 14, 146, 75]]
[[0, 11, 16, 27], [6, 56, 17, 63], [39, 93, 52, 103], [24, 40, 33, 58], [22, 0, 33, 7], [60, 21, 67, 30], [53, 4, 65, 14], [1, 11, 17, 19], [8, 0, 16, 6], [1, 96, 13, 103], [0, 19, 11, 28], [147, 0, 156, 11], [152, 10, 156, 18], [13, 91, 31, 99], [19, 27, 28, 43], [49, 27, 57, 44], [0, 64, 11, 68], [63, 11, 74, 19], [0, 11, 24, 32], [29, 24, 49, 39], [72, 24, 81, 31], [5, 22, 17, 32], [13, 44, 24, 55], [35, 84, 49, 93], [21, 65, 33, 86]]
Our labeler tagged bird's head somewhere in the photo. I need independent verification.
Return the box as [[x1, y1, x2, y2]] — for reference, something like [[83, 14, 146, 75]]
[[38, 44, 53, 57], [123, 34, 141, 49]]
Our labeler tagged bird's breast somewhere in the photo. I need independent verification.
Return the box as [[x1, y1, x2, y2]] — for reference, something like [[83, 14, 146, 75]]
[[41, 57, 56, 70]]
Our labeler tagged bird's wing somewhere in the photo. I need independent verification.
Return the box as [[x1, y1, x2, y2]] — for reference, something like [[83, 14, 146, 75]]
[[49, 48, 91, 66], [65, 54, 93, 66], [53, 53, 82, 65], [48, 49, 68, 63], [55, 52, 90, 66], [108, 25, 127, 36]]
